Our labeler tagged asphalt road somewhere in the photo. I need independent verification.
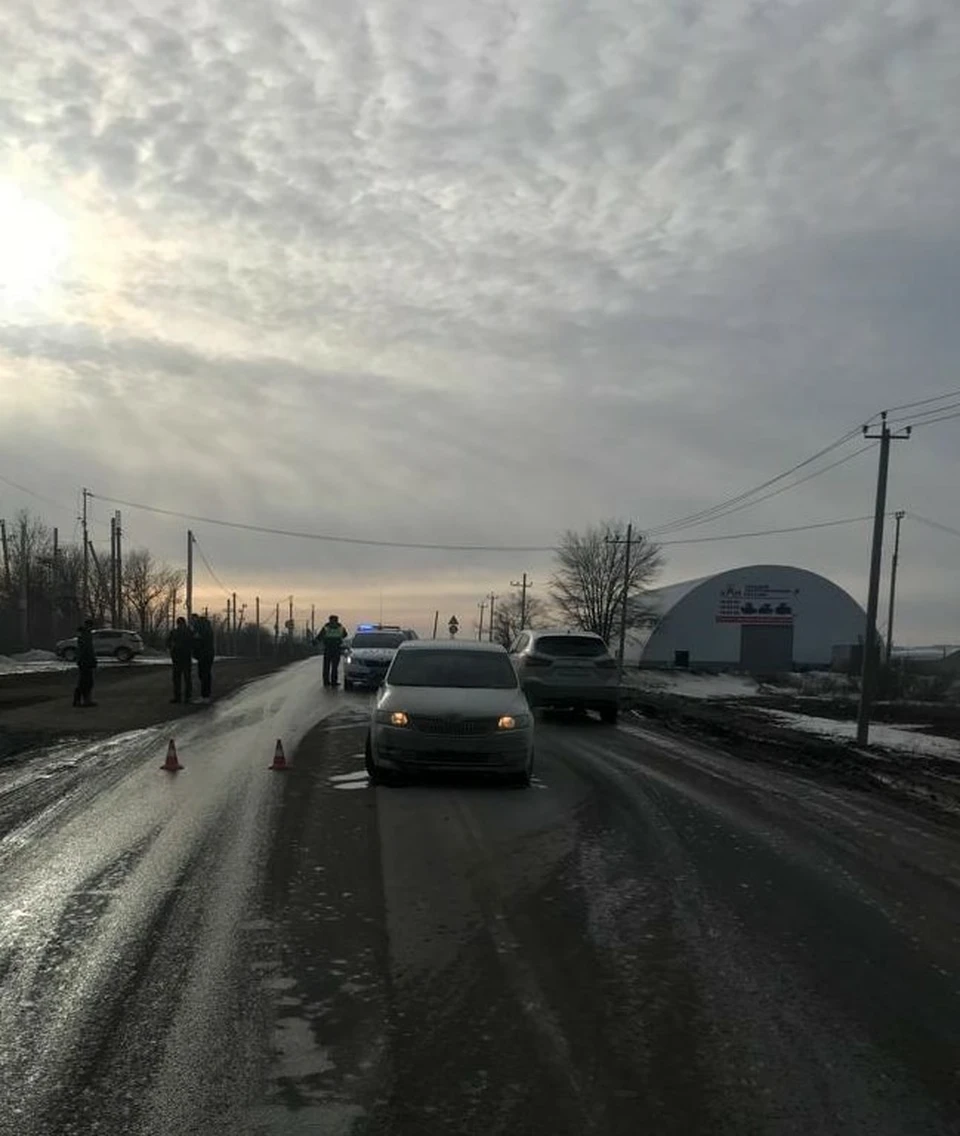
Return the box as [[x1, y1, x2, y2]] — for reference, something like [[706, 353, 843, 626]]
[[2, 670, 959, 1135]]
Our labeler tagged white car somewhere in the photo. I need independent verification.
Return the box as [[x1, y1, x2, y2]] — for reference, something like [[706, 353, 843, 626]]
[[55, 628, 144, 663], [365, 640, 535, 786]]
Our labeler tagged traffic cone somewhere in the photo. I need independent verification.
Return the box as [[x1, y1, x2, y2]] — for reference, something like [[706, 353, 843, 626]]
[[161, 738, 183, 772], [270, 739, 288, 771]]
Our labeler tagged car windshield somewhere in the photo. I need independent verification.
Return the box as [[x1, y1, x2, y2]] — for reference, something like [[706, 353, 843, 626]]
[[536, 636, 609, 658], [352, 633, 405, 649], [388, 650, 518, 689]]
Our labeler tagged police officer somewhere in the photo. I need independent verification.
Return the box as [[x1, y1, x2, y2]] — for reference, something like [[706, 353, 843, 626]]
[[189, 611, 215, 702], [316, 614, 348, 688], [167, 616, 194, 704], [73, 618, 97, 707]]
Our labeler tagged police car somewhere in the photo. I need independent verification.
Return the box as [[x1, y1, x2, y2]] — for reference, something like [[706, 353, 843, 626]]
[[343, 624, 418, 691]]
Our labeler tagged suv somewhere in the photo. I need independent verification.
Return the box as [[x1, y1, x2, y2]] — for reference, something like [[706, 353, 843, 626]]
[[55, 628, 144, 663], [510, 629, 620, 723]]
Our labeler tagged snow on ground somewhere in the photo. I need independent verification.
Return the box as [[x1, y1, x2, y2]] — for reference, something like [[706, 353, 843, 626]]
[[0, 654, 180, 675], [758, 709, 960, 761], [627, 670, 760, 700]]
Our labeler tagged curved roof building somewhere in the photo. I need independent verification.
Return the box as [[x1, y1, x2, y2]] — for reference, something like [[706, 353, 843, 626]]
[[635, 564, 868, 672]]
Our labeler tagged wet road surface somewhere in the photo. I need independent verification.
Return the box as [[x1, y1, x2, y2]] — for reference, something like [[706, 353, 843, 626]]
[[2, 672, 959, 1134]]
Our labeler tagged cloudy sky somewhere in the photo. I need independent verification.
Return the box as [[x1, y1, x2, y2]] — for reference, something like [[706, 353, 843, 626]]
[[2, 0, 959, 641]]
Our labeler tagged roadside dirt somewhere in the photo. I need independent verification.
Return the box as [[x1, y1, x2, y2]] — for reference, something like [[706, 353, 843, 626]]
[[0, 658, 290, 760], [621, 688, 960, 819]]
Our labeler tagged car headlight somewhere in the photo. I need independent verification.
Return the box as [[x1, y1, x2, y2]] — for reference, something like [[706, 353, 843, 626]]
[[498, 714, 531, 730], [376, 710, 409, 727]]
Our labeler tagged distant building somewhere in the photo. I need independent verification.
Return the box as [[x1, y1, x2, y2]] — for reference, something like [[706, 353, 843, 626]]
[[629, 564, 868, 673]]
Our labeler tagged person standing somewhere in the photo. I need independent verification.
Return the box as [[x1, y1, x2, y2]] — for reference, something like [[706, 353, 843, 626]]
[[167, 616, 194, 704], [73, 619, 98, 707], [190, 612, 215, 702], [316, 614, 348, 688]]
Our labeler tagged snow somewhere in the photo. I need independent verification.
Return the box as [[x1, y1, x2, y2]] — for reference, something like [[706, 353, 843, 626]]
[[11, 649, 58, 662], [758, 709, 960, 761], [628, 671, 760, 700]]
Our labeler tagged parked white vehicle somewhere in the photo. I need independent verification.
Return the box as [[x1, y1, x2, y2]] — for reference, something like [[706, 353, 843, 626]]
[[55, 628, 144, 663]]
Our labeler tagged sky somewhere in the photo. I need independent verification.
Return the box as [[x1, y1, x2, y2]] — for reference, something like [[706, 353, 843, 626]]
[[1, 0, 959, 643]]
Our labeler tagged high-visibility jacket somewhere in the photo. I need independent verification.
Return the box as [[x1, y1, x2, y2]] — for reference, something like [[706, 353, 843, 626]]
[[317, 622, 348, 652]]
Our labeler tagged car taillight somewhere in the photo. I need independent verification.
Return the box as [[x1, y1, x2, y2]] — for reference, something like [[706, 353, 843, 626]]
[[525, 654, 553, 667], [596, 658, 618, 669]]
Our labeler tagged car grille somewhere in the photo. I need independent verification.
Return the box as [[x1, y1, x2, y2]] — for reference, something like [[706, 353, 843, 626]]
[[408, 715, 499, 737]]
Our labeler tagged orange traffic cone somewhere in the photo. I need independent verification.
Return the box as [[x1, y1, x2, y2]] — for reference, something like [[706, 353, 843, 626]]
[[161, 738, 183, 772], [270, 739, 288, 771]]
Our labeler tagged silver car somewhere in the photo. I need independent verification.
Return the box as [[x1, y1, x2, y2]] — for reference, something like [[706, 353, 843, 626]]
[[55, 628, 144, 663], [510, 628, 620, 723], [343, 629, 408, 691], [365, 640, 535, 786]]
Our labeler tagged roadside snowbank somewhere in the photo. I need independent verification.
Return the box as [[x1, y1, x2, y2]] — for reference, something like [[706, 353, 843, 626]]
[[758, 709, 960, 761], [629, 671, 760, 700], [11, 649, 59, 663]]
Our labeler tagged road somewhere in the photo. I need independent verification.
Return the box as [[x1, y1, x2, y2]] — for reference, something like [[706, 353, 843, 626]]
[[2, 663, 959, 1135]]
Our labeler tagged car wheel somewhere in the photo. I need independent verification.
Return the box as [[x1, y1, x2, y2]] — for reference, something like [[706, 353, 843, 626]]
[[507, 751, 534, 789], [600, 706, 619, 725], [115, 647, 133, 663], [364, 735, 380, 782], [62, 647, 76, 663]]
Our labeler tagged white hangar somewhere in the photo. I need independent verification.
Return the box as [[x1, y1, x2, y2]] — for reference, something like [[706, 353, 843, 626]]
[[634, 564, 868, 672]]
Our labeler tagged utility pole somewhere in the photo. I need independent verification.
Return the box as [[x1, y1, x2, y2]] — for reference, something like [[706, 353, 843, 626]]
[[885, 510, 906, 666], [255, 596, 261, 658], [52, 527, 60, 641], [487, 593, 497, 642], [857, 413, 911, 745], [115, 511, 123, 625], [477, 600, 486, 641], [510, 572, 532, 630], [82, 487, 90, 615], [274, 602, 280, 654], [605, 523, 635, 670], [186, 530, 194, 617], [110, 514, 117, 626], [311, 604, 316, 637], [288, 595, 294, 642], [0, 519, 10, 593], [18, 514, 28, 649], [432, 610, 439, 639]]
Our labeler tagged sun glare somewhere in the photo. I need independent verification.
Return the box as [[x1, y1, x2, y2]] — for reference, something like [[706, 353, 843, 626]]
[[0, 182, 70, 307]]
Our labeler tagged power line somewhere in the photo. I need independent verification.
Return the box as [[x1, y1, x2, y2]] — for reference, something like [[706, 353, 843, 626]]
[[644, 428, 864, 537], [658, 514, 878, 546], [901, 408, 960, 431], [192, 537, 232, 596], [648, 442, 876, 536], [0, 472, 71, 513], [907, 512, 960, 541], [887, 400, 960, 429], [87, 492, 559, 552], [882, 387, 960, 415]]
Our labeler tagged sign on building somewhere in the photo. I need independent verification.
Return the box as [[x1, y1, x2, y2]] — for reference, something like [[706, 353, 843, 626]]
[[715, 584, 798, 626]]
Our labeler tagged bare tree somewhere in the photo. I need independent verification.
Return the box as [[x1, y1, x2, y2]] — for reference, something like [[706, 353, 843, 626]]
[[491, 592, 552, 648], [123, 549, 184, 639], [550, 520, 663, 644]]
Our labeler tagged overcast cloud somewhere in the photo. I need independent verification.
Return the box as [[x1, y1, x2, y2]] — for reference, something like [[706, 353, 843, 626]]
[[2, 0, 959, 639]]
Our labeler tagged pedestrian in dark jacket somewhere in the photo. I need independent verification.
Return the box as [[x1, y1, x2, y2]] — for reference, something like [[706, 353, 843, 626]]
[[190, 613, 215, 702], [316, 614, 348, 688], [73, 619, 98, 707], [167, 616, 194, 704]]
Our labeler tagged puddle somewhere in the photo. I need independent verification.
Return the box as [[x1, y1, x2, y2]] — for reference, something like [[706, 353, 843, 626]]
[[272, 1016, 335, 1079]]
